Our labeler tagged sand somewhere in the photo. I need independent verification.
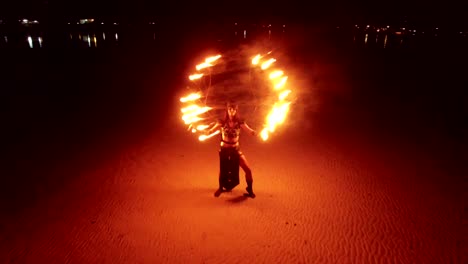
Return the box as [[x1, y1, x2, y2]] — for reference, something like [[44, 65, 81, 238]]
[[0, 106, 464, 264]]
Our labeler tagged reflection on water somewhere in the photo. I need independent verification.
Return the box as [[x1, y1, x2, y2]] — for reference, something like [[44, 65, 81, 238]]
[[0, 25, 464, 49], [27, 36, 33, 48], [26, 35, 43, 48], [354, 32, 409, 48], [67, 31, 118, 47]]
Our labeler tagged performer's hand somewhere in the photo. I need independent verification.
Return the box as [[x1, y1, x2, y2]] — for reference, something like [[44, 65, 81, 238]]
[[251, 130, 257, 136]]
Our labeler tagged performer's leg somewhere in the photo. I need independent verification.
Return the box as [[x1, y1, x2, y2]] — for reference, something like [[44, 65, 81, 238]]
[[239, 154, 252, 182], [239, 154, 255, 198]]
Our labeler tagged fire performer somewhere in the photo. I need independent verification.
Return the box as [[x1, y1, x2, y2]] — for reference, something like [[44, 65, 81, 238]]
[[206, 102, 257, 198]]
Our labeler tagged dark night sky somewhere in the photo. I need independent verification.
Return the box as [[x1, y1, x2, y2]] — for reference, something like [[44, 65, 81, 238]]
[[0, 0, 467, 27]]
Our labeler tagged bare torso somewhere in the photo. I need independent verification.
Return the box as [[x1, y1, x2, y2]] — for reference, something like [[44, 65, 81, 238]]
[[221, 120, 240, 148]]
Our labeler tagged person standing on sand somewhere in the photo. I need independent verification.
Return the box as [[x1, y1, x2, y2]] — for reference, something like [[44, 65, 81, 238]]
[[206, 102, 257, 198]]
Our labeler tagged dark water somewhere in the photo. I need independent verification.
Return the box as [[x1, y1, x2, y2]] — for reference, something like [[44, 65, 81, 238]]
[[1, 24, 466, 214]]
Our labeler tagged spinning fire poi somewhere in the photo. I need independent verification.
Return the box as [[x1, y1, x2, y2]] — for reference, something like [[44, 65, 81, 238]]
[[179, 52, 293, 198]]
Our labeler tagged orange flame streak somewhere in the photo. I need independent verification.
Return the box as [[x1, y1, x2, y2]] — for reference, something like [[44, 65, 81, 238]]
[[261, 58, 276, 70], [261, 102, 291, 141], [260, 128, 269, 141], [180, 93, 201, 103], [196, 124, 210, 131], [199, 130, 220, 141], [181, 104, 199, 113], [189, 73, 204, 80], [274, 76, 288, 90], [182, 106, 211, 124], [269, 70, 284, 79], [196, 62, 213, 71], [252, 54, 261, 65], [183, 116, 204, 125], [196, 55, 222, 71], [278, 90, 291, 101], [205, 55, 221, 64]]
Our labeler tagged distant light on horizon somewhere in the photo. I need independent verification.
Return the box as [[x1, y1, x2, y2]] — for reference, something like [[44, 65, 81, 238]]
[[20, 19, 39, 25], [80, 19, 94, 25]]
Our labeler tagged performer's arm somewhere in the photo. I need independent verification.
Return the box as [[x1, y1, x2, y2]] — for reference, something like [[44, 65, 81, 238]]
[[207, 122, 221, 134], [241, 123, 257, 136]]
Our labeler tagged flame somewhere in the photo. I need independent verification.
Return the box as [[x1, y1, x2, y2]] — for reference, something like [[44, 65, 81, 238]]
[[205, 55, 221, 64], [260, 129, 269, 141], [274, 76, 288, 90], [196, 55, 222, 71], [269, 70, 284, 79], [180, 55, 224, 142], [261, 58, 276, 70], [182, 116, 204, 125], [189, 73, 204, 80], [250, 52, 293, 141], [180, 93, 201, 103], [196, 62, 212, 71], [196, 124, 210, 131], [182, 105, 211, 124], [278, 89, 291, 101], [252, 54, 261, 65], [181, 104, 199, 113], [261, 102, 291, 141], [199, 130, 220, 141], [182, 51, 294, 143]]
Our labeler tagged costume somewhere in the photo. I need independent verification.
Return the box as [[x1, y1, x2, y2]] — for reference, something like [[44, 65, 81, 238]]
[[214, 115, 255, 198]]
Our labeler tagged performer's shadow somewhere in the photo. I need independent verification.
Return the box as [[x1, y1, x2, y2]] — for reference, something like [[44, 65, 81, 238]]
[[225, 194, 248, 203]]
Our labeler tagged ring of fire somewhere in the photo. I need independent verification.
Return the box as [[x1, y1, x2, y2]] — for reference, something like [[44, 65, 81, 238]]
[[180, 52, 292, 142]]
